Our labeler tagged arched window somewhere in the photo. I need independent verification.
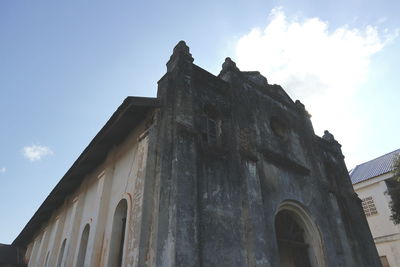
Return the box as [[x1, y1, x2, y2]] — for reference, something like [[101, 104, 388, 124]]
[[44, 251, 50, 267], [275, 210, 312, 267], [56, 238, 67, 267], [107, 199, 128, 267], [275, 201, 325, 267], [76, 224, 90, 267]]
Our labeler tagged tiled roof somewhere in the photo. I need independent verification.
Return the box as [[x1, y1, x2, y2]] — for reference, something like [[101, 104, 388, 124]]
[[350, 148, 400, 184]]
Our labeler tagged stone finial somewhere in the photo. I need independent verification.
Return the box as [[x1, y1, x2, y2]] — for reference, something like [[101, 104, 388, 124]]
[[295, 100, 305, 110], [322, 130, 343, 156], [323, 130, 335, 142], [167, 40, 194, 72], [295, 100, 311, 118], [220, 57, 240, 75], [173, 40, 191, 56]]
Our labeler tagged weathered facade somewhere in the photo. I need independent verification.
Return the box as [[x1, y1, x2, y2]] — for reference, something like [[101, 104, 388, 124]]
[[12, 41, 380, 266]]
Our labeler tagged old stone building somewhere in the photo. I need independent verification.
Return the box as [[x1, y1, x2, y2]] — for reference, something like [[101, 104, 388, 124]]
[[10, 41, 380, 266]]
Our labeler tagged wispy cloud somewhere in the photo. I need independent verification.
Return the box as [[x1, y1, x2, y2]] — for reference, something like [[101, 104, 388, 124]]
[[0, 167, 5, 173], [23, 145, 53, 161], [234, 7, 398, 167]]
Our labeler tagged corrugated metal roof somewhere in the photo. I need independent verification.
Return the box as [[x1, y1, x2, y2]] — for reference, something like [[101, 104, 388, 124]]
[[350, 148, 400, 184]]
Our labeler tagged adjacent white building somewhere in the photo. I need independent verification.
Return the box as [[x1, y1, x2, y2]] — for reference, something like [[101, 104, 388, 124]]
[[351, 148, 400, 267]]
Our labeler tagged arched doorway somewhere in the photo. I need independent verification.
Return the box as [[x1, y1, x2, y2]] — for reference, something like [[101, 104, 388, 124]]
[[275, 201, 325, 267]]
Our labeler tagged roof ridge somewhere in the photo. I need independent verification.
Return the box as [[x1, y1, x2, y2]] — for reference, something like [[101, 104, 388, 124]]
[[356, 148, 400, 167]]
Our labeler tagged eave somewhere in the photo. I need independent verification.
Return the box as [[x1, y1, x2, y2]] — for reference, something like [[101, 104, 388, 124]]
[[13, 96, 160, 247]]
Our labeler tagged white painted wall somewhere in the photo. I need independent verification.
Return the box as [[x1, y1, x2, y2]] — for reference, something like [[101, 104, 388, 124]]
[[354, 174, 400, 267], [25, 120, 149, 267]]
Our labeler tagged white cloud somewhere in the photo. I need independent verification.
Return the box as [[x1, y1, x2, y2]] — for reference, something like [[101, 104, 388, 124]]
[[0, 167, 5, 173], [235, 7, 398, 167], [23, 145, 53, 161]]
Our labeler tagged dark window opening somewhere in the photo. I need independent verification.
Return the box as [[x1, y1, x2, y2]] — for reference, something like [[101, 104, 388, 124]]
[[380, 256, 390, 267], [117, 218, 127, 267], [275, 210, 312, 267], [201, 115, 218, 145], [56, 239, 67, 267], [76, 224, 90, 267], [108, 199, 128, 267], [44, 251, 50, 267]]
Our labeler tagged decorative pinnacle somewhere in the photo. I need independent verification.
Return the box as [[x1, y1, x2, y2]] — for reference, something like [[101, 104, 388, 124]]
[[323, 130, 335, 142], [295, 100, 311, 118], [173, 40, 191, 56], [167, 40, 194, 72], [295, 100, 305, 110], [322, 130, 343, 155], [221, 57, 240, 74]]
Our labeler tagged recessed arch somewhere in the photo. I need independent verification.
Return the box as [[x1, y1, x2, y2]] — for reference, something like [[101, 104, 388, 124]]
[[43, 251, 50, 267], [107, 198, 128, 267], [275, 200, 326, 267], [76, 224, 90, 267], [56, 238, 67, 267]]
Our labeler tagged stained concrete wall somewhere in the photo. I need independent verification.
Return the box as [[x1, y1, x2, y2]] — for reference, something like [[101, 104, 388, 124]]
[[24, 118, 150, 267], [138, 41, 381, 267]]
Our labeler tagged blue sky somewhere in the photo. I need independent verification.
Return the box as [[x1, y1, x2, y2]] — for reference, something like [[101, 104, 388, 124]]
[[0, 0, 399, 244]]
